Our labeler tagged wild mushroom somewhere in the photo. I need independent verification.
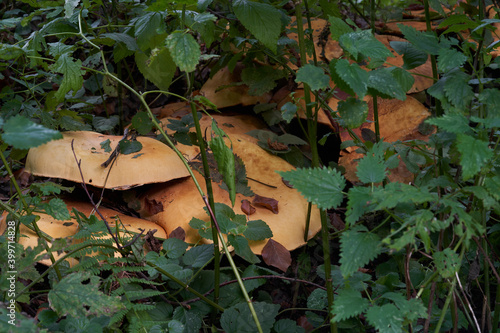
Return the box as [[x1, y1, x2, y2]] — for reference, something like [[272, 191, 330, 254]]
[[138, 133, 321, 254], [25, 131, 190, 190]]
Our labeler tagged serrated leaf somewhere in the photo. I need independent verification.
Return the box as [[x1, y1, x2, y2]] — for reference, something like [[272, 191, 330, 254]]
[[135, 47, 176, 91], [0, 43, 25, 60], [2, 115, 62, 149], [241, 65, 282, 96], [295, 64, 330, 91], [279, 167, 346, 210], [328, 16, 353, 41], [64, 0, 80, 18], [367, 68, 407, 100], [243, 220, 273, 241], [165, 31, 201, 73], [389, 41, 428, 70], [42, 198, 71, 221], [49, 53, 85, 102], [340, 225, 381, 277], [209, 121, 236, 206], [48, 42, 74, 57], [437, 48, 467, 72], [337, 97, 368, 129], [102, 32, 138, 51], [443, 69, 474, 109], [456, 134, 493, 180], [182, 244, 213, 267], [163, 238, 188, 259], [273, 319, 305, 333], [281, 102, 297, 123], [119, 140, 142, 155], [356, 153, 386, 184], [261, 239, 291, 272], [48, 272, 124, 318], [93, 115, 119, 132], [346, 186, 373, 225], [381, 292, 428, 322], [426, 114, 473, 135], [365, 304, 404, 333], [390, 67, 414, 93], [134, 12, 165, 51], [233, 0, 281, 53], [220, 302, 280, 333], [331, 288, 370, 322], [334, 59, 368, 98], [434, 248, 460, 278], [398, 24, 441, 55], [229, 234, 260, 264], [339, 30, 394, 61], [131, 111, 153, 135], [307, 288, 328, 310]]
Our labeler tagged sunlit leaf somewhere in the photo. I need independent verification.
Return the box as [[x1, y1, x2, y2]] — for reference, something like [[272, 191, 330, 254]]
[[166, 31, 201, 73]]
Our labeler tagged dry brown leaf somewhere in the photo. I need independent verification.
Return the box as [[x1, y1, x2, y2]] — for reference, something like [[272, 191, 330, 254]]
[[261, 239, 292, 272], [169, 226, 186, 241], [241, 199, 256, 215], [253, 194, 279, 214]]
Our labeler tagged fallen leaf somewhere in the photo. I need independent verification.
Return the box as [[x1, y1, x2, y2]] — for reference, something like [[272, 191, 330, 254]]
[[267, 137, 288, 151], [144, 197, 164, 215], [241, 199, 256, 215], [253, 194, 279, 214], [169, 226, 186, 241], [261, 239, 291, 272], [144, 229, 162, 252]]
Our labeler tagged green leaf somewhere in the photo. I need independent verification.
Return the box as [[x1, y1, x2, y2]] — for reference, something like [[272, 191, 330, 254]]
[[381, 292, 427, 322], [100, 139, 112, 152], [135, 47, 176, 91], [437, 48, 467, 72], [367, 68, 407, 100], [334, 59, 368, 98], [398, 24, 441, 55], [346, 186, 373, 225], [389, 41, 428, 70], [273, 319, 305, 333], [102, 32, 138, 51], [182, 244, 213, 268], [307, 288, 328, 310], [209, 121, 236, 206], [228, 234, 260, 264], [165, 31, 201, 73], [337, 97, 368, 129], [49, 53, 85, 102], [295, 64, 330, 91], [434, 248, 460, 278], [241, 65, 282, 96], [281, 102, 298, 123], [365, 304, 404, 333], [243, 220, 273, 241], [328, 16, 353, 41], [2, 115, 62, 149], [426, 114, 473, 135], [0, 43, 25, 60], [232, 0, 281, 53], [331, 288, 370, 322], [339, 30, 394, 61], [48, 272, 124, 318], [131, 111, 153, 135], [390, 67, 414, 94], [356, 153, 386, 184], [64, 0, 80, 18], [443, 69, 473, 109], [134, 12, 166, 51], [163, 238, 188, 259], [42, 198, 71, 221], [220, 302, 280, 333], [456, 134, 493, 180], [340, 225, 381, 277], [119, 140, 143, 155], [93, 115, 119, 132], [279, 167, 346, 210]]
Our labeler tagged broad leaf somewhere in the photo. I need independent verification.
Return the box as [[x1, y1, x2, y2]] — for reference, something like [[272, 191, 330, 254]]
[[367, 68, 407, 100], [334, 59, 368, 98], [243, 220, 273, 241], [456, 134, 493, 180], [389, 41, 428, 70], [443, 68, 473, 109], [135, 47, 176, 92], [426, 114, 473, 135], [346, 186, 373, 225], [2, 115, 62, 149], [437, 48, 467, 72], [233, 0, 281, 53], [220, 302, 280, 333], [281, 102, 298, 123], [328, 16, 353, 41], [163, 238, 188, 259], [356, 154, 386, 184], [42, 198, 71, 221], [229, 234, 260, 264], [241, 65, 282, 95], [398, 24, 441, 55], [434, 248, 460, 278], [209, 121, 236, 206], [261, 239, 291, 272], [279, 167, 346, 210], [273, 319, 305, 333], [131, 111, 153, 135], [49, 53, 85, 102], [339, 30, 394, 61], [182, 244, 213, 268], [337, 97, 368, 129], [134, 12, 165, 51], [64, 0, 80, 18], [102, 32, 138, 51], [331, 288, 370, 322], [48, 272, 124, 318], [295, 64, 330, 91], [365, 304, 404, 332], [165, 31, 201, 73], [340, 225, 381, 277], [119, 140, 142, 155]]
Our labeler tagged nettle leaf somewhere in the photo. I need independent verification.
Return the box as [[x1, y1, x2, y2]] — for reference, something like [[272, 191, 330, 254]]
[[131, 111, 153, 135], [339, 30, 394, 61], [426, 114, 474, 135], [135, 47, 176, 91], [340, 225, 382, 277], [281, 102, 297, 123], [209, 121, 236, 206], [366, 304, 404, 332], [337, 97, 368, 129], [295, 64, 330, 91], [220, 302, 280, 333], [307, 288, 328, 310], [398, 24, 441, 55], [443, 69, 474, 110], [243, 220, 273, 241], [166, 31, 201, 73], [346, 186, 373, 225], [367, 68, 407, 100], [182, 244, 213, 268], [334, 59, 368, 98], [478, 88, 500, 117], [390, 67, 414, 94], [331, 288, 370, 322], [2, 115, 62, 149], [48, 42, 74, 58], [229, 234, 260, 264], [381, 292, 427, 322], [279, 167, 346, 210], [389, 41, 428, 70], [434, 248, 460, 278], [456, 134, 493, 180], [241, 65, 282, 96], [102, 32, 139, 51], [328, 16, 353, 41], [356, 153, 387, 184], [42, 198, 71, 221], [49, 53, 85, 102], [134, 12, 166, 51], [232, 0, 281, 53], [163, 238, 188, 259], [93, 115, 119, 132], [438, 48, 467, 72], [48, 272, 124, 318]]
